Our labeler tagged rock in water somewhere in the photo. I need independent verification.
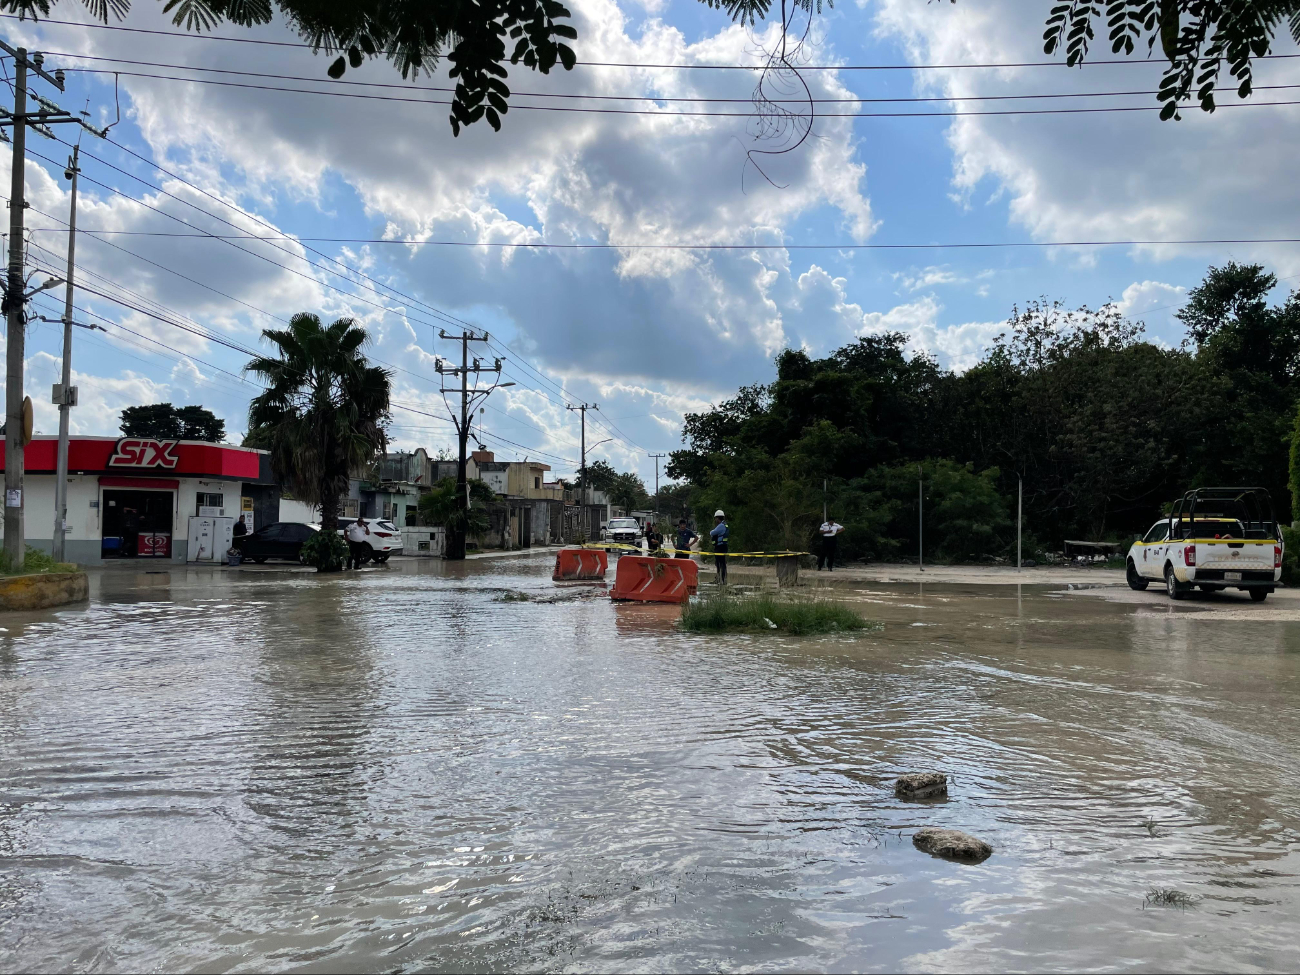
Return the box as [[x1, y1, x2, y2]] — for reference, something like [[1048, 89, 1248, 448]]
[[913, 828, 992, 862], [895, 772, 948, 800]]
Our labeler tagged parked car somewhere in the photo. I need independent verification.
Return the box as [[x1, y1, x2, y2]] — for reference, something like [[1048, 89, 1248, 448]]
[[1126, 486, 1281, 601], [234, 521, 319, 563], [601, 517, 643, 551], [334, 518, 405, 564]]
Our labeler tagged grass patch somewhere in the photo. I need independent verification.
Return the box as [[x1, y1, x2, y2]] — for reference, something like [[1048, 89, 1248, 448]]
[[679, 590, 877, 635], [496, 590, 533, 602], [1144, 887, 1196, 909], [0, 546, 77, 576]]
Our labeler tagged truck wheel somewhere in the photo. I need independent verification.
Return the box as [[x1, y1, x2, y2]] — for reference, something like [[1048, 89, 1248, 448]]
[[1250, 588, 1269, 602], [1126, 559, 1148, 591], [1165, 565, 1187, 601]]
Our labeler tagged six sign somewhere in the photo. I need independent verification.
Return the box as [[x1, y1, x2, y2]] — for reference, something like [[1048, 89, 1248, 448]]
[[107, 439, 181, 469]]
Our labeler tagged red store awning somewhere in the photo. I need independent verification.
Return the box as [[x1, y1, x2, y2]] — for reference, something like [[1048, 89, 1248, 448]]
[[2, 437, 261, 479]]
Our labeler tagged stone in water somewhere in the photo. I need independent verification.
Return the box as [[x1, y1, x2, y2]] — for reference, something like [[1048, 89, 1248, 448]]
[[895, 772, 948, 800], [913, 827, 992, 862]]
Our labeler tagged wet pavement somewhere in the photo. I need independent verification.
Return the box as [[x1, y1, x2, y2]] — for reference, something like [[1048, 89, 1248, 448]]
[[4, 553, 1300, 972]]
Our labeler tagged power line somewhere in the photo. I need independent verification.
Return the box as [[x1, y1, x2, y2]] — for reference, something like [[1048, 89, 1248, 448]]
[[56, 134, 569, 414], [18, 147, 591, 461], [24, 228, 1300, 250], [8, 14, 1300, 71], [34, 65, 1300, 117], [43, 51, 1300, 105]]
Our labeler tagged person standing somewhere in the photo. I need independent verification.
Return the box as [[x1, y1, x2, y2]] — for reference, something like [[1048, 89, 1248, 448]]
[[122, 506, 140, 558], [818, 517, 845, 571], [710, 509, 729, 584], [345, 516, 369, 569], [674, 518, 698, 560]]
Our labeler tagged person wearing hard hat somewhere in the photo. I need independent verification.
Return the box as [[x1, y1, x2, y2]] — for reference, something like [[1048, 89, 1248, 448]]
[[709, 509, 729, 584]]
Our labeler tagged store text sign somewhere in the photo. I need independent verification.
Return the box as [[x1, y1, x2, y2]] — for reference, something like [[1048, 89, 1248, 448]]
[[107, 439, 181, 469]]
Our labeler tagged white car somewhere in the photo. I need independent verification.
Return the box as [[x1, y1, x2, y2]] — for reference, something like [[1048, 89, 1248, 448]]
[[1126, 487, 1281, 601], [334, 518, 405, 563], [601, 517, 643, 550]]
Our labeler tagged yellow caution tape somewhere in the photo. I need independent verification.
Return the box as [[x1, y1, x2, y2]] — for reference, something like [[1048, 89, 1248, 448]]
[[578, 542, 809, 559]]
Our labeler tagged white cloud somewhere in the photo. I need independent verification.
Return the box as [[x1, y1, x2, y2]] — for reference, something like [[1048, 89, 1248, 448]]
[[894, 265, 962, 292], [872, 0, 1300, 277], [15, 0, 878, 408]]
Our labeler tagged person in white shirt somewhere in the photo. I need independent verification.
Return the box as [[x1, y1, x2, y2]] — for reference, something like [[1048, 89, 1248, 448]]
[[817, 518, 845, 571], [345, 516, 368, 569]]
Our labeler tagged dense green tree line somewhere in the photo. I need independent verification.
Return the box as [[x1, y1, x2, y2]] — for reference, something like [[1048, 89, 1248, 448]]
[[667, 263, 1300, 561]]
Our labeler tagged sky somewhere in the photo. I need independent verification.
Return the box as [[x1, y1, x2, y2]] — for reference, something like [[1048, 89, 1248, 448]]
[[3, 0, 1299, 486]]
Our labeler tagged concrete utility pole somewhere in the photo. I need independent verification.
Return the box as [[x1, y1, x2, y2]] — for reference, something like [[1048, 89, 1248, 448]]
[[566, 402, 595, 503], [51, 143, 79, 563], [918, 465, 924, 573], [434, 329, 510, 561], [823, 478, 828, 523], [0, 43, 83, 566], [3, 50, 30, 567], [648, 452, 664, 519], [1017, 476, 1023, 571]]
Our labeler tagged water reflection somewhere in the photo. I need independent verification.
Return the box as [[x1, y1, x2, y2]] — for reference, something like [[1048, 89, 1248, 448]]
[[3, 557, 1300, 971], [242, 585, 381, 839]]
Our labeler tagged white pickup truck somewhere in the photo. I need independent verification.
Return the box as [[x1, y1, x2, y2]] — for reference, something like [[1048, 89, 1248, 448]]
[[1126, 487, 1281, 601]]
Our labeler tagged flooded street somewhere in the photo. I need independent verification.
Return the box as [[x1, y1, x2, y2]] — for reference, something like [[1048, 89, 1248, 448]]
[[4, 553, 1300, 972]]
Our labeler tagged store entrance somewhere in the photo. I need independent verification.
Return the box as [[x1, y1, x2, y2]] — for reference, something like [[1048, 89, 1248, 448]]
[[102, 489, 175, 559]]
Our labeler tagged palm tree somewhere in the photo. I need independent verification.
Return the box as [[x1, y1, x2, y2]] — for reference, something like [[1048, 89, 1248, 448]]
[[245, 314, 391, 532]]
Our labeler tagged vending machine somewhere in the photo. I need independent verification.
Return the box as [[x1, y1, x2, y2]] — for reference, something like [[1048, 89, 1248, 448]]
[[187, 516, 235, 562]]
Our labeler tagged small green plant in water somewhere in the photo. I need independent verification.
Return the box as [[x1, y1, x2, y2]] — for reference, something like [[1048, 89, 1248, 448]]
[[1144, 887, 1196, 909], [497, 590, 532, 602], [679, 591, 877, 635], [300, 530, 349, 572]]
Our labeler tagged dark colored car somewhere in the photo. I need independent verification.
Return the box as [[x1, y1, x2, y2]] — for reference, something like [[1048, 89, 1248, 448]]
[[234, 522, 319, 563]]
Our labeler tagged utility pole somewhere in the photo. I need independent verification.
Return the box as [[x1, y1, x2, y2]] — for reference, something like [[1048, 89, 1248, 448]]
[[1017, 475, 1023, 571], [648, 452, 664, 519], [0, 42, 102, 566], [566, 403, 596, 503], [823, 478, 828, 523], [3, 49, 31, 567], [918, 464, 924, 573], [434, 329, 511, 561], [51, 144, 79, 563]]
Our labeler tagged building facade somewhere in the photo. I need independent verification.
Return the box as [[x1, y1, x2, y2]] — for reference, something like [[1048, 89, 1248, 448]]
[[2, 436, 276, 564]]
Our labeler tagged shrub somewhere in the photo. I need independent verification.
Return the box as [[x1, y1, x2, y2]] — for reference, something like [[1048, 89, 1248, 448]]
[[679, 591, 876, 635], [0, 546, 77, 575], [1283, 526, 1300, 586], [300, 530, 349, 572]]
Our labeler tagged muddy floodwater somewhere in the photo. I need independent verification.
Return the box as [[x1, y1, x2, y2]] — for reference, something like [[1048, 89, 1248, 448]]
[[5, 554, 1300, 972]]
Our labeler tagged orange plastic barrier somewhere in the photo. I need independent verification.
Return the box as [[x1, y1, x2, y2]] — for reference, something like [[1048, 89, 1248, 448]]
[[552, 548, 608, 581], [609, 555, 698, 604]]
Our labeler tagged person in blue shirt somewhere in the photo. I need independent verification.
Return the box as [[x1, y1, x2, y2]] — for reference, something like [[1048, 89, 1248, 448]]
[[709, 509, 729, 584], [674, 518, 697, 560]]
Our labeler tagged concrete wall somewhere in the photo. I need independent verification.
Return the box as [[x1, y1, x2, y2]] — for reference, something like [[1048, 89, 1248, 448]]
[[400, 526, 445, 556], [279, 498, 319, 524]]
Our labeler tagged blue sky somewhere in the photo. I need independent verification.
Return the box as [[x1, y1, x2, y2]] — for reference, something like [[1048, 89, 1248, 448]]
[[5, 0, 1300, 484]]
